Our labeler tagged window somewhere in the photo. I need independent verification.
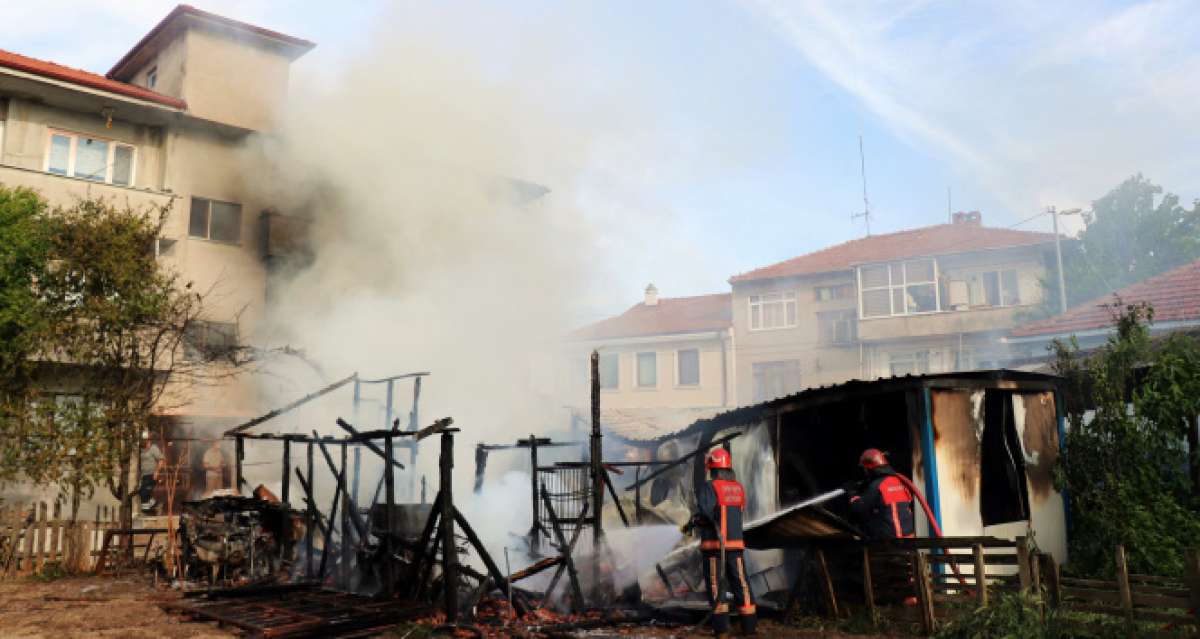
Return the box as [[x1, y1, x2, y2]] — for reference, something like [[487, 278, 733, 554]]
[[637, 352, 657, 388], [677, 349, 700, 386], [598, 353, 619, 389], [146, 67, 158, 90], [814, 284, 853, 301], [184, 321, 239, 362], [748, 291, 798, 330], [189, 197, 243, 243], [752, 360, 801, 402], [859, 258, 940, 318], [818, 311, 857, 345], [889, 351, 931, 377], [967, 269, 1020, 307], [44, 130, 136, 186]]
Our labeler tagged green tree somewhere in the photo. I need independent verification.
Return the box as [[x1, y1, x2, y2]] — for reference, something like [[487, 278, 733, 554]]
[[1053, 303, 1200, 577], [1039, 175, 1200, 317]]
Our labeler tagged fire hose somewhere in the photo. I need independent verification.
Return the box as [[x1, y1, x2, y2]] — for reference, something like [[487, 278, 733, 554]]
[[890, 473, 973, 592]]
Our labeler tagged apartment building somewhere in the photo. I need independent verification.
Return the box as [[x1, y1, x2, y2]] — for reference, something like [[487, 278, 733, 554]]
[[728, 212, 1056, 404], [567, 285, 733, 442], [0, 6, 313, 428]]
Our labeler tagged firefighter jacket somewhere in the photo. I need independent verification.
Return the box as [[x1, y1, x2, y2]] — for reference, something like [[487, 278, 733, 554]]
[[849, 467, 916, 540], [693, 477, 747, 551]]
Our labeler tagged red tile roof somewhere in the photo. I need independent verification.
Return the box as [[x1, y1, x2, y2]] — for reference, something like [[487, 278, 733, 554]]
[[571, 293, 731, 340], [1012, 258, 1200, 337], [730, 223, 1056, 283], [0, 48, 186, 109], [108, 5, 315, 80]]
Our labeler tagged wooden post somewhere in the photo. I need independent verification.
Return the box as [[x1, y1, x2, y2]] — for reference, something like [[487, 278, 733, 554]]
[[234, 435, 244, 495], [281, 438, 291, 506], [973, 543, 988, 608], [306, 441, 315, 576], [452, 507, 529, 615], [862, 546, 877, 623], [383, 434, 396, 598], [589, 351, 604, 553], [340, 441, 351, 589], [528, 435, 540, 552], [1016, 536, 1032, 592], [634, 466, 643, 525], [914, 550, 936, 634], [439, 430, 458, 622], [541, 484, 585, 612], [1115, 545, 1134, 622], [815, 547, 840, 618], [1184, 549, 1200, 629], [1043, 552, 1061, 609]]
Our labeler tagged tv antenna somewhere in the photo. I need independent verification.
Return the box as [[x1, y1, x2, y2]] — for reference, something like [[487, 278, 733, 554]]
[[851, 134, 871, 235]]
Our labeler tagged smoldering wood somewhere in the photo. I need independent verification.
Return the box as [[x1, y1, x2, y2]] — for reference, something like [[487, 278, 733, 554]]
[[600, 469, 630, 528], [623, 431, 743, 493], [383, 434, 396, 598], [335, 418, 406, 470], [540, 484, 585, 612], [314, 434, 369, 541], [339, 442, 351, 588], [452, 506, 529, 616], [281, 439, 291, 506], [225, 373, 358, 436], [234, 435, 245, 495], [316, 464, 342, 581], [306, 443, 315, 576], [439, 430, 458, 621], [409, 491, 443, 599]]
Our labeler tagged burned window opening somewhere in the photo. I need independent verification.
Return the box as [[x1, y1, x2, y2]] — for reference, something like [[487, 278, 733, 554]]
[[980, 390, 1030, 526]]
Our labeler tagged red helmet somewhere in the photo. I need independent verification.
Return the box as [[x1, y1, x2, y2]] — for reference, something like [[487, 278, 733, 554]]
[[859, 448, 888, 470], [705, 448, 732, 470]]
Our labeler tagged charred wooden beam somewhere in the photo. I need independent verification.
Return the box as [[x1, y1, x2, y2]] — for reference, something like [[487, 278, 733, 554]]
[[335, 418, 406, 470], [314, 433, 369, 540], [601, 469, 630, 528], [540, 484, 585, 612], [439, 430, 458, 621], [452, 506, 529, 616], [281, 439, 291, 506], [383, 433, 396, 598], [225, 373, 357, 435], [410, 492, 443, 599], [623, 431, 743, 493]]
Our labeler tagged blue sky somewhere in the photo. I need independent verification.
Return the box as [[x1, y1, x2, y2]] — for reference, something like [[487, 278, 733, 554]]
[[5, 1, 1199, 317]]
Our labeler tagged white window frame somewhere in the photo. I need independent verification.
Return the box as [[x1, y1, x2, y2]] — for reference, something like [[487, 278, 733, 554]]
[[814, 283, 853, 302], [966, 268, 1021, 308], [818, 310, 857, 346], [636, 352, 657, 388], [676, 348, 700, 387], [43, 128, 137, 186], [748, 290, 798, 331], [189, 196, 244, 244], [888, 350, 932, 377], [857, 258, 941, 319]]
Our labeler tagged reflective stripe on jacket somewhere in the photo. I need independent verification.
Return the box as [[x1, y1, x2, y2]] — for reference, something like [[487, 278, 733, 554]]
[[695, 478, 747, 551]]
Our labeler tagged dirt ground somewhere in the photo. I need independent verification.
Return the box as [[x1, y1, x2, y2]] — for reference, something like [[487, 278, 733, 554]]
[[0, 575, 231, 639], [0, 576, 890, 638]]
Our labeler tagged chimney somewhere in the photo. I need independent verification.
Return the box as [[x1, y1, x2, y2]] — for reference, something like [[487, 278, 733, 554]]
[[952, 210, 982, 226], [644, 283, 659, 306]]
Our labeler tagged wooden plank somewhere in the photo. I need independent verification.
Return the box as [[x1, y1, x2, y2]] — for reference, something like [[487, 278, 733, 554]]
[[1134, 608, 1197, 625], [1115, 545, 1134, 621], [913, 551, 935, 634], [1015, 536, 1031, 592], [973, 544, 988, 608], [1062, 586, 1123, 605], [862, 546, 877, 623], [1131, 591, 1192, 609], [1062, 577, 1119, 589], [1043, 552, 1061, 608], [50, 503, 62, 566], [815, 548, 839, 618], [1130, 583, 1190, 597], [1129, 573, 1185, 585]]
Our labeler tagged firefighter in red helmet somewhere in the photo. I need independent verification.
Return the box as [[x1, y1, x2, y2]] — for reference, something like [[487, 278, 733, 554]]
[[848, 448, 916, 540], [684, 447, 757, 637]]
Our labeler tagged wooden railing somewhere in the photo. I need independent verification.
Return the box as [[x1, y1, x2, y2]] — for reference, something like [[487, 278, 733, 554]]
[[0, 502, 122, 577]]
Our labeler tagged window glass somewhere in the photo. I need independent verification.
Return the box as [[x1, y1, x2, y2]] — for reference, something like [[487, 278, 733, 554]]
[[112, 145, 133, 186], [637, 352, 657, 387], [861, 265, 889, 288], [1001, 270, 1020, 305], [48, 135, 71, 175], [907, 283, 938, 313], [889, 263, 905, 284], [598, 353, 619, 389], [73, 138, 108, 181], [209, 201, 242, 243], [189, 198, 209, 238], [752, 360, 802, 402], [862, 289, 890, 317], [892, 288, 905, 314], [906, 259, 935, 282], [677, 349, 699, 386], [983, 271, 1000, 306]]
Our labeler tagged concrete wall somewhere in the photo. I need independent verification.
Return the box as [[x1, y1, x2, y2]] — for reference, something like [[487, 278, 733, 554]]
[[568, 334, 730, 409], [178, 26, 292, 131]]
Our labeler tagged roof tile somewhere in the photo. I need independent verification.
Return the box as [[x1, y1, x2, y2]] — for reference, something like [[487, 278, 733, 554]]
[[571, 293, 731, 340], [1012, 258, 1200, 337], [730, 223, 1055, 283], [0, 48, 186, 110]]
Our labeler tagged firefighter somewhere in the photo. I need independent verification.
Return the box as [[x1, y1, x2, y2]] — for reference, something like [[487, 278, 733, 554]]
[[685, 448, 756, 637], [847, 448, 916, 540]]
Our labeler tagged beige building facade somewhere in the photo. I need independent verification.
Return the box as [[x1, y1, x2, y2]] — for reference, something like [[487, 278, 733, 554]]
[[729, 212, 1056, 405], [0, 6, 313, 427]]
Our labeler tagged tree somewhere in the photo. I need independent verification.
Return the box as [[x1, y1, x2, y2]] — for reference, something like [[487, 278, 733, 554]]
[[0, 193, 254, 539], [1053, 303, 1200, 577], [1038, 175, 1200, 317]]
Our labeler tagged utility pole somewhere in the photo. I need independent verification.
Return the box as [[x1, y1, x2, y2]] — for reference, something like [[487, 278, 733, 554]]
[[1050, 206, 1082, 314]]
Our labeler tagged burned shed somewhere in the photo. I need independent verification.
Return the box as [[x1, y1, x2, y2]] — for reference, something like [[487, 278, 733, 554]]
[[653, 370, 1068, 566]]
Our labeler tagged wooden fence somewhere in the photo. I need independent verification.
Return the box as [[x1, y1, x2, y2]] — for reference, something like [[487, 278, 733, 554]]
[[0, 501, 121, 577], [834, 537, 1200, 635]]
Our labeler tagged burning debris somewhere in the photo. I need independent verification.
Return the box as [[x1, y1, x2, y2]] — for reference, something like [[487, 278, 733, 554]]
[[178, 493, 304, 586]]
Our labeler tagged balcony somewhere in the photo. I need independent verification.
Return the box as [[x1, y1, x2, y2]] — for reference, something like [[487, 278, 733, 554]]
[[857, 305, 1024, 342], [0, 163, 174, 211]]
